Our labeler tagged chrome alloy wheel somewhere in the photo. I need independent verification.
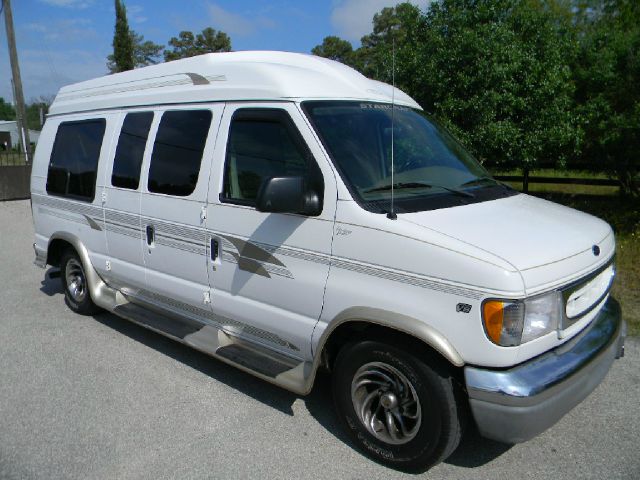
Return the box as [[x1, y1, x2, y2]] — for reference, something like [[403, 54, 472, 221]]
[[65, 258, 87, 303], [351, 361, 422, 445]]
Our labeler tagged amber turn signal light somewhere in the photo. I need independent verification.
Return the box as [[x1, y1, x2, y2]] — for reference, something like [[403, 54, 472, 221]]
[[483, 300, 505, 344]]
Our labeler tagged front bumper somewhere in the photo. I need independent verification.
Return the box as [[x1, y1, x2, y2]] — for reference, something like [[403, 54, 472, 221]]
[[465, 297, 625, 444]]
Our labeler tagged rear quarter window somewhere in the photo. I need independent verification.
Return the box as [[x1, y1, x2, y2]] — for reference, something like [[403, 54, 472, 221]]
[[46, 119, 106, 202]]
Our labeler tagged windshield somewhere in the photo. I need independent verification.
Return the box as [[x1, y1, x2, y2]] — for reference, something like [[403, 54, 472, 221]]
[[303, 101, 514, 213]]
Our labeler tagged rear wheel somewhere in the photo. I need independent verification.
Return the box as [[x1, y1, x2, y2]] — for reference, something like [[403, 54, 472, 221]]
[[60, 250, 101, 316], [332, 340, 463, 472]]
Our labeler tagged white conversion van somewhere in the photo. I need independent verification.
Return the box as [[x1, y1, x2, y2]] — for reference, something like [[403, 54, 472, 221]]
[[31, 51, 625, 471]]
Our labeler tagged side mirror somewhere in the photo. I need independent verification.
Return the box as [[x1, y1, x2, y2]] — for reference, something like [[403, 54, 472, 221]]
[[256, 176, 321, 216]]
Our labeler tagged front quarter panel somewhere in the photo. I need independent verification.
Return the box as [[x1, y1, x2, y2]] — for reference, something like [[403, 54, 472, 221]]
[[315, 200, 527, 367]]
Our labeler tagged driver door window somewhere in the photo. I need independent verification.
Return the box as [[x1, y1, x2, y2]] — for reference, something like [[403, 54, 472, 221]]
[[221, 109, 321, 206]]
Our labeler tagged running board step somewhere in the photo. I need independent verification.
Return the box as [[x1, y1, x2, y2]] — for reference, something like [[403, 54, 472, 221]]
[[216, 344, 294, 378], [114, 302, 202, 339], [111, 302, 301, 380]]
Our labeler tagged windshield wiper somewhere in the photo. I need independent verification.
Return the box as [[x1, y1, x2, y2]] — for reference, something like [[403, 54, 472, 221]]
[[459, 176, 514, 191], [363, 181, 475, 198], [459, 176, 498, 187]]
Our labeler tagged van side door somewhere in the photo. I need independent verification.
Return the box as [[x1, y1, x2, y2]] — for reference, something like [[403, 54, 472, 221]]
[[102, 110, 155, 291], [139, 105, 223, 313], [206, 103, 337, 360]]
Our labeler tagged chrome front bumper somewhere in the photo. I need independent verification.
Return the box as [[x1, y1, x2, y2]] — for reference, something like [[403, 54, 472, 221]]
[[465, 297, 625, 444]]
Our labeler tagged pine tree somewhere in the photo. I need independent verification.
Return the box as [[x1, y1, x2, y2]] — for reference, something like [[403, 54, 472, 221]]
[[112, 0, 134, 72], [164, 28, 231, 61], [107, 31, 164, 73]]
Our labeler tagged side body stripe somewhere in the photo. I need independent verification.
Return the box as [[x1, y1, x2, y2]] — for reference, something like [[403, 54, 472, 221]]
[[33, 193, 489, 300]]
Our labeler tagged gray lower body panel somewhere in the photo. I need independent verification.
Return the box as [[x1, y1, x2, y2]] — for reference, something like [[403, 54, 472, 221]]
[[33, 243, 47, 268], [111, 300, 312, 393], [465, 297, 625, 444]]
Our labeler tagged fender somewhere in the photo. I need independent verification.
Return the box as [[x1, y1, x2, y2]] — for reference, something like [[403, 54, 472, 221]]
[[313, 307, 464, 368], [293, 307, 465, 395], [48, 232, 127, 311]]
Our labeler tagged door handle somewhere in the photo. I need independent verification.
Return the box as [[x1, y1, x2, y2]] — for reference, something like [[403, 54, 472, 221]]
[[146, 225, 155, 247], [211, 238, 219, 261]]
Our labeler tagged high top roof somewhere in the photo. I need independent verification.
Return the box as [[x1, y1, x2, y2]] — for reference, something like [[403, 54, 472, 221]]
[[49, 51, 421, 116]]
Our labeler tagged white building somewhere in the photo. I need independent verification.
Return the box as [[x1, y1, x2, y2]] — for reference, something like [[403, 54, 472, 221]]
[[0, 120, 40, 149]]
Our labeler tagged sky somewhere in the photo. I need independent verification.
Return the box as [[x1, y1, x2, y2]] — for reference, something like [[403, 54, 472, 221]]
[[0, 0, 431, 104]]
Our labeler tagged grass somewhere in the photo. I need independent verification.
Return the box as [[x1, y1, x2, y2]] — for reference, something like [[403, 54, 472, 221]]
[[493, 173, 640, 336]]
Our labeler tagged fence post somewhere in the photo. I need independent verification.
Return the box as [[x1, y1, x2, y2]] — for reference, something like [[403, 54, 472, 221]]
[[523, 167, 529, 193]]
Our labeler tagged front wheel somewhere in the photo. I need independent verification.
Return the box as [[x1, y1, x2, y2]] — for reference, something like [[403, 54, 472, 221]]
[[60, 249, 101, 316], [332, 341, 463, 472]]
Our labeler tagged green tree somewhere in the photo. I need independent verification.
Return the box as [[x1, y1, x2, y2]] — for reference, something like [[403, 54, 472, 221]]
[[0, 98, 16, 121], [310, 3, 424, 90], [107, 31, 164, 73], [164, 31, 196, 61], [311, 36, 355, 65], [354, 3, 424, 83], [26, 95, 54, 130], [164, 27, 231, 61], [197, 27, 232, 53], [112, 0, 134, 72], [312, 1, 581, 172], [573, 0, 640, 195], [412, 0, 579, 170]]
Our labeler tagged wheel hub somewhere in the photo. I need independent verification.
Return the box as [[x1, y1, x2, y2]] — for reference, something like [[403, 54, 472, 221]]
[[65, 258, 86, 303], [351, 361, 422, 445], [379, 392, 398, 409]]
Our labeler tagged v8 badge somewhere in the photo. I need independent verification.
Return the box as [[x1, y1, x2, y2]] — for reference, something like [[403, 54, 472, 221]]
[[456, 303, 472, 313]]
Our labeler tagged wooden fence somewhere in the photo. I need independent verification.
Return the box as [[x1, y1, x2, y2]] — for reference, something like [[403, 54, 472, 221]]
[[494, 173, 620, 193], [0, 152, 28, 167]]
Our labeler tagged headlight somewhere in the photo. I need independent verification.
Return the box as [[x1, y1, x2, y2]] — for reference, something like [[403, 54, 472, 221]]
[[482, 291, 563, 346]]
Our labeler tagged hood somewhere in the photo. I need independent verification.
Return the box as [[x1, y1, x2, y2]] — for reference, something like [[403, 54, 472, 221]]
[[399, 194, 612, 273]]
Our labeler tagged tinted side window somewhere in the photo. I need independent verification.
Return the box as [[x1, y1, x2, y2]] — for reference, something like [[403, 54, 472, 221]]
[[147, 110, 212, 196], [111, 112, 153, 189], [46, 119, 106, 201], [222, 109, 322, 205]]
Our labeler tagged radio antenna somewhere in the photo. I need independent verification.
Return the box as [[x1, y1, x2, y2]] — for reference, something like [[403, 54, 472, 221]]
[[387, 37, 397, 220]]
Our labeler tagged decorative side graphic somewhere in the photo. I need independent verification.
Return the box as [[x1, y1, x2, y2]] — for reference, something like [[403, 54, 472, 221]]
[[220, 234, 293, 279]]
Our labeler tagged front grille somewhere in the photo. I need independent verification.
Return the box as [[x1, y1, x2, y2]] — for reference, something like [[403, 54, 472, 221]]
[[561, 261, 615, 330]]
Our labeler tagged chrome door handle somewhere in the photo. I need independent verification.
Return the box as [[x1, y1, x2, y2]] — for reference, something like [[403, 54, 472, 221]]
[[211, 238, 219, 261], [146, 225, 154, 246]]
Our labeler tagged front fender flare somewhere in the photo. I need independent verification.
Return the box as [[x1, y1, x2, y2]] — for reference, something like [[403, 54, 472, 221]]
[[315, 307, 464, 367]]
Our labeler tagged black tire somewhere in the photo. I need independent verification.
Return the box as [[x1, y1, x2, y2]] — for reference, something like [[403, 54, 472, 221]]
[[332, 341, 463, 472], [60, 249, 101, 316]]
